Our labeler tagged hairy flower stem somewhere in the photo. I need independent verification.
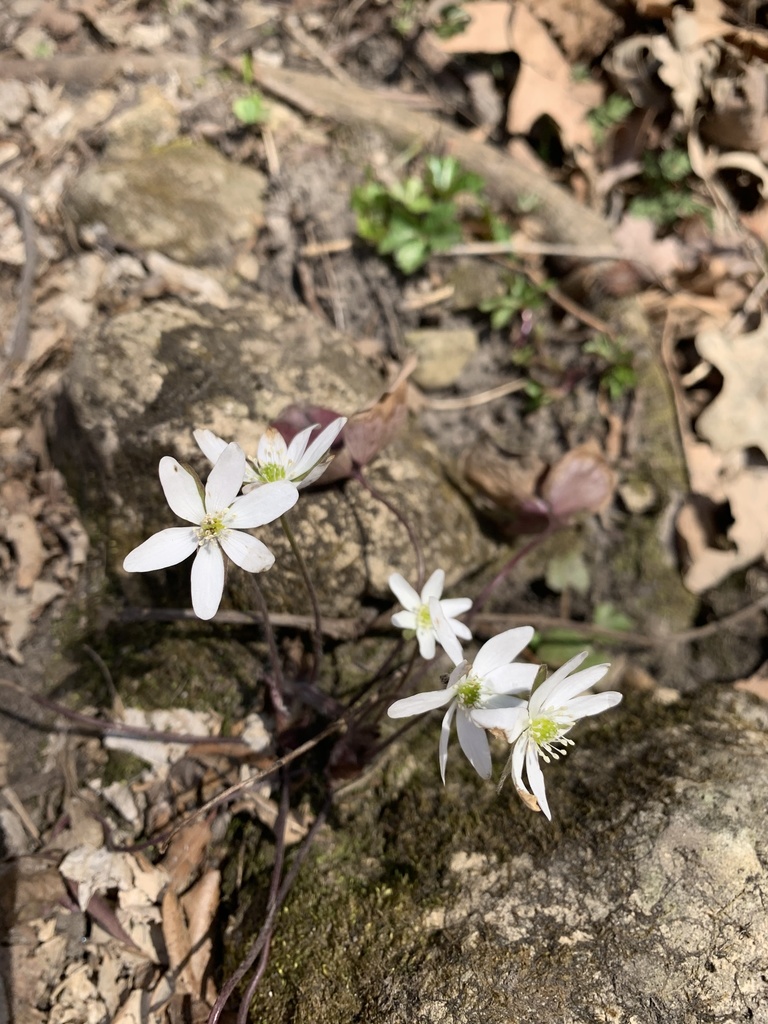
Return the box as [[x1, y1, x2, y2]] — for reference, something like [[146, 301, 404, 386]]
[[353, 467, 425, 589], [207, 794, 331, 1024], [249, 575, 289, 726], [281, 514, 324, 684], [468, 525, 558, 622]]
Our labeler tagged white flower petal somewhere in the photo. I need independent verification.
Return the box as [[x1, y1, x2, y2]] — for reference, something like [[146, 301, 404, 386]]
[[511, 735, 527, 793], [420, 569, 445, 602], [439, 701, 457, 783], [474, 626, 534, 677], [525, 741, 551, 820], [295, 460, 332, 489], [539, 663, 612, 710], [440, 598, 472, 617], [471, 705, 528, 743], [123, 527, 198, 572], [448, 619, 473, 641], [292, 417, 346, 478], [193, 428, 228, 466], [220, 530, 275, 573], [285, 424, 315, 466], [387, 688, 454, 718], [389, 573, 420, 611], [159, 457, 205, 524], [205, 443, 246, 511], [565, 692, 622, 720], [429, 598, 463, 666], [391, 610, 417, 630], [228, 481, 298, 528], [456, 710, 492, 779], [416, 629, 436, 660], [256, 427, 288, 467], [190, 542, 225, 620], [484, 663, 539, 695], [528, 651, 590, 713]]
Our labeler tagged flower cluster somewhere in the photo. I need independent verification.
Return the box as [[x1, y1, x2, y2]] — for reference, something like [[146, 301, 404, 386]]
[[124, 404, 623, 823], [123, 417, 346, 619], [387, 590, 622, 819]]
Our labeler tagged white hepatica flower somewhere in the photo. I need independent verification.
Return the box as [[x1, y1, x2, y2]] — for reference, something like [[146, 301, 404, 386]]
[[472, 650, 622, 820], [193, 417, 346, 490], [389, 568, 472, 660], [123, 442, 299, 620], [388, 604, 537, 782]]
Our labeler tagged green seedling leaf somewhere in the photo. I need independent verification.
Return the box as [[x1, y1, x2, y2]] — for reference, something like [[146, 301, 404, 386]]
[[545, 547, 591, 595], [233, 92, 270, 126], [593, 602, 635, 632]]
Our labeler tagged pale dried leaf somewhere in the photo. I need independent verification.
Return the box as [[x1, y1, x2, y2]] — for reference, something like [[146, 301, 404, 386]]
[[0, 578, 64, 664], [649, 6, 721, 123], [612, 215, 690, 283], [695, 318, 768, 455], [59, 846, 136, 911], [5, 512, 46, 590], [505, 5, 603, 151], [145, 252, 230, 309], [104, 707, 222, 767], [734, 675, 768, 701], [431, 1, 513, 54], [541, 442, 616, 520], [678, 468, 768, 591]]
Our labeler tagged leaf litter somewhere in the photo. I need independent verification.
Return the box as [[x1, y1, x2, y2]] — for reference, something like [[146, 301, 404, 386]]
[[3, 0, 768, 1016]]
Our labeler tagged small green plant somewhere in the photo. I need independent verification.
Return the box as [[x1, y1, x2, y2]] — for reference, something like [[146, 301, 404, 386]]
[[352, 155, 487, 274], [232, 54, 271, 126], [232, 91, 270, 126], [587, 93, 633, 145], [432, 3, 471, 38], [583, 334, 636, 399], [479, 276, 550, 330], [628, 148, 710, 226]]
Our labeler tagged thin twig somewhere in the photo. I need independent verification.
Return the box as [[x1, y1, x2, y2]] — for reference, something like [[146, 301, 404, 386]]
[[418, 378, 526, 411], [447, 240, 621, 260], [118, 605, 364, 639]]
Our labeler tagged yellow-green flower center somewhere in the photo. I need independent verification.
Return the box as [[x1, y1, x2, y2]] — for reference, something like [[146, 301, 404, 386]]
[[456, 674, 482, 709], [199, 512, 226, 539], [260, 463, 287, 483], [416, 603, 432, 632], [530, 716, 560, 746]]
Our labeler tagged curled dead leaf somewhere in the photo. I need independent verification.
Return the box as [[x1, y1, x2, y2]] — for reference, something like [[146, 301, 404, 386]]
[[541, 442, 617, 520]]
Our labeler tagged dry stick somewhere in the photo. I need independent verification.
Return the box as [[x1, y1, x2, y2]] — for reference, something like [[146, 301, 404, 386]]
[[281, 514, 324, 684], [472, 591, 768, 647], [352, 467, 426, 590], [0, 677, 252, 749], [0, 52, 204, 86], [419, 378, 526, 411], [119, 605, 363, 640], [0, 186, 37, 365], [251, 64, 620, 253]]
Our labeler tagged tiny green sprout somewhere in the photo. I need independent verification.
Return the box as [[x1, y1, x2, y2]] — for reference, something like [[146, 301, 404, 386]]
[[232, 91, 270, 127], [587, 93, 633, 145], [628, 148, 711, 227], [479, 276, 550, 330], [432, 3, 471, 39], [583, 334, 637, 399]]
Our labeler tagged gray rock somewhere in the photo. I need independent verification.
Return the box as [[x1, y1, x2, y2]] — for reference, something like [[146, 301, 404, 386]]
[[62, 141, 266, 265], [57, 296, 491, 617], [246, 687, 768, 1024], [403, 327, 479, 390]]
